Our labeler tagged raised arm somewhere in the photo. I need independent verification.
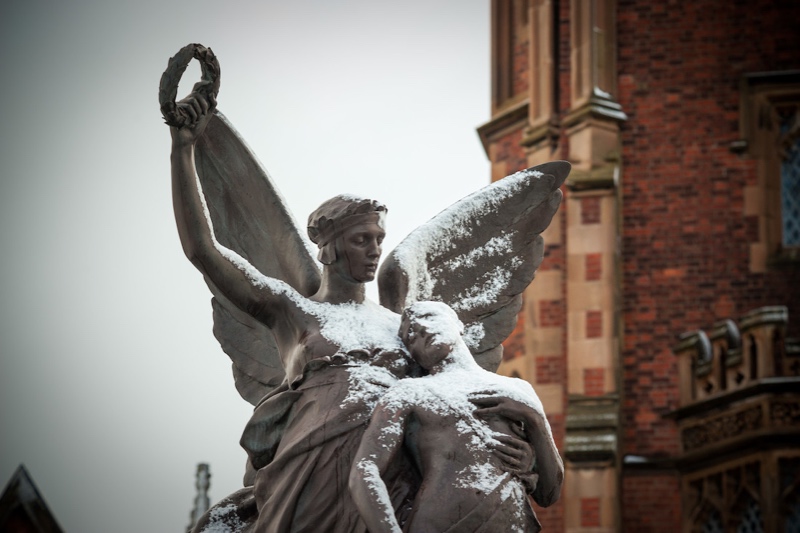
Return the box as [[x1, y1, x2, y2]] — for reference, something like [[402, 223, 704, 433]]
[[349, 402, 408, 533], [170, 92, 288, 327]]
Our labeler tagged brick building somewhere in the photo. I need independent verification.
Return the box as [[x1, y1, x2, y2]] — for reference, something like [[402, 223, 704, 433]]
[[477, 1, 800, 531]]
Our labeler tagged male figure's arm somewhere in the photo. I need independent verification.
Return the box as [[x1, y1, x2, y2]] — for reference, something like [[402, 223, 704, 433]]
[[349, 400, 410, 533]]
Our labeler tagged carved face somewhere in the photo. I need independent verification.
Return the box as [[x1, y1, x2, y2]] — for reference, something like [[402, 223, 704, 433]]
[[333, 222, 385, 283], [400, 313, 453, 370]]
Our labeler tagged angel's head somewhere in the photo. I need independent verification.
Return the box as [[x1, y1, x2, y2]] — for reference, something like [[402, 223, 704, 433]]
[[400, 301, 466, 371], [307, 194, 387, 282]]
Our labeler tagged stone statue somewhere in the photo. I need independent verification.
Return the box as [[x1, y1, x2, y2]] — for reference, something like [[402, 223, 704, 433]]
[[162, 44, 566, 532], [351, 301, 562, 533]]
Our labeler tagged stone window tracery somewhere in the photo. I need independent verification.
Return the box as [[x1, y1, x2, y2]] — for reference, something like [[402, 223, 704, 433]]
[[739, 71, 800, 269], [779, 109, 800, 248]]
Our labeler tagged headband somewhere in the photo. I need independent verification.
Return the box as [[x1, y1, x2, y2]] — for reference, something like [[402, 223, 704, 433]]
[[313, 211, 385, 248]]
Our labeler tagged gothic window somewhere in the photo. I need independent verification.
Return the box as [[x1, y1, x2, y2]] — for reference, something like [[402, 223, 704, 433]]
[[685, 454, 800, 533], [734, 496, 763, 533], [740, 71, 800, 269], [701, 511, 724, 533], [779, 109, 800, 247], [686, 462, 763, 532], [781, 457, 800, 532], [749, 335, 758, 380], [718, 346, 728, 391]]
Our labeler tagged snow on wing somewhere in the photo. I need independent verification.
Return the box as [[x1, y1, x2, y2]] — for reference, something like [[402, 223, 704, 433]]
[[378, 161, 568, 371]]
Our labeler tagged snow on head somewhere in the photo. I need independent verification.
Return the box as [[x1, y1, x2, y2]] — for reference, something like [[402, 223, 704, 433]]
[[336, 193, 367, 202], [403, 301, 464, 348]]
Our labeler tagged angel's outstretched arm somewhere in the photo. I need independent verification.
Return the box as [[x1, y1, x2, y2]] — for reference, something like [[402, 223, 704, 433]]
[[170, 93, 288, 328]]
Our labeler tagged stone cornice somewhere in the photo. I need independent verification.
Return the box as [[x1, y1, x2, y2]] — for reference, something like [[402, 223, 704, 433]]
[[564, 396, 620, 463], [476, 100, 529, 157], [563, 92, 628, 128], [665, 377, 800, 420]]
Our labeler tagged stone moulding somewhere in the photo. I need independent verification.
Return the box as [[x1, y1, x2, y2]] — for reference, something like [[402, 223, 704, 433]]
[[564, 397, 619, 463]]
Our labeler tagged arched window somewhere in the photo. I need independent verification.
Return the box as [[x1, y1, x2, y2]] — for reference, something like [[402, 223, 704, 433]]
[[749, 335, 758, 381]]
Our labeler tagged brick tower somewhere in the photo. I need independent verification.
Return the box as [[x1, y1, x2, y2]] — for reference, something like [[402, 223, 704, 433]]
[[477, 1, 800, 531]]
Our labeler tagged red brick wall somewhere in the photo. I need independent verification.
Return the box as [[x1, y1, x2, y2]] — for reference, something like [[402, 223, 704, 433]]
[[492, 128, 529, 177], [622, 473, 682, 532], [616, 0, 800, 526], [490, 2, 798, 531], [617, 0, 800, 455]]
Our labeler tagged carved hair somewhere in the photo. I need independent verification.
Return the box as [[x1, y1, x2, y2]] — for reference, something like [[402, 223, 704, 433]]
[[307, 194, 387, 265]]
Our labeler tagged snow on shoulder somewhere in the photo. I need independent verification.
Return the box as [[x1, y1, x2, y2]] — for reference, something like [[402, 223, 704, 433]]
[[385, 301, 547, 426]]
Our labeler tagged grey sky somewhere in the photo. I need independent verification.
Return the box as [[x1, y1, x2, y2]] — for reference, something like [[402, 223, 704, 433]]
[[0, 1, 489, 531]]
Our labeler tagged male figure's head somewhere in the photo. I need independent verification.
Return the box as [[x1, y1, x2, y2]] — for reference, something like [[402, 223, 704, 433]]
[[399, 301, 464, 371]]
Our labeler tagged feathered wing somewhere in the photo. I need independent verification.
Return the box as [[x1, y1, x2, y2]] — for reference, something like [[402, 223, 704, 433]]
[[194, 111, 321, 405], [378, 161, 569, 371]]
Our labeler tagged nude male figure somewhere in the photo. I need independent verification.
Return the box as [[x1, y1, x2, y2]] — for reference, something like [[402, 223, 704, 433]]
[[349, 301, 563, 533]]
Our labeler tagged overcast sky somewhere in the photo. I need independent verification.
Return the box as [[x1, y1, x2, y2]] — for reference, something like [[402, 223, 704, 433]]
[[0, 1, 490, 531]]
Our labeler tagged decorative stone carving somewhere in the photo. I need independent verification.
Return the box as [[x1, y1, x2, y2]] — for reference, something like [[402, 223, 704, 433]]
[[162, 44, 567, 532], [682, 405, 763, 452]]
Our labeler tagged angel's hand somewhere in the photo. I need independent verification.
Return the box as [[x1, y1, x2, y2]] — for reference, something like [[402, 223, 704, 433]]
[[490, 434, 536, 475], [171, 83, 217, 146], [473, 394, 537, 473], [472, 394, 532, 422]]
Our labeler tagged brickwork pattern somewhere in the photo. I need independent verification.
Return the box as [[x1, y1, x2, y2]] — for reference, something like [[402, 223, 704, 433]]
[[617, 0, 800, 463], [492, 129, 529, 178], [536, 355, 564, 384], [584, 367, 606, 396], [491, 91, 568, 525], [539, 299, 564, 328], [622, 474, 682, 532], [616, 2, 800, 527], [501, 304, 526, 361], [580, 497, 601, 527], [488, 1, 800, 531], [585, 252, 602, 281], [540, 241, 564, 276], [586, 310, 603, 338], [580, 196, 601, 224]]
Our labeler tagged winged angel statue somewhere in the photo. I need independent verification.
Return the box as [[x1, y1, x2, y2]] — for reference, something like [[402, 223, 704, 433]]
[[162, 45, 567, 533]]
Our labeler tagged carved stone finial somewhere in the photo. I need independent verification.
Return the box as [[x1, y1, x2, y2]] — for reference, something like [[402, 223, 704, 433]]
[[187, 463, 210, 532]]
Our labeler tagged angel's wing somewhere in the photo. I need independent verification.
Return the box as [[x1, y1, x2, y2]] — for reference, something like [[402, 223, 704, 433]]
[[194, 111, 321, 405], [378, 161, 569, 371]]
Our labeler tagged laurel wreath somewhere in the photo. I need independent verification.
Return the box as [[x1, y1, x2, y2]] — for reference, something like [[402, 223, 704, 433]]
[[158, 43, 221, 128]]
